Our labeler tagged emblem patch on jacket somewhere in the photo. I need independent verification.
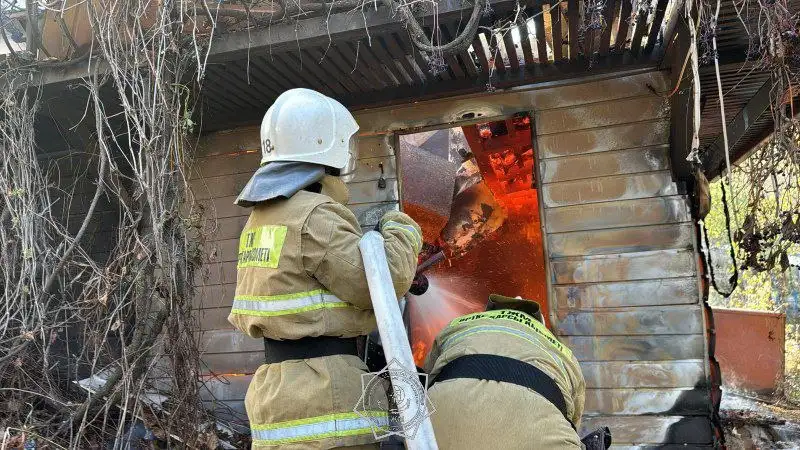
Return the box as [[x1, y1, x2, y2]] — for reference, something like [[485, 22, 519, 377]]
[[237, 225, 288, 269]]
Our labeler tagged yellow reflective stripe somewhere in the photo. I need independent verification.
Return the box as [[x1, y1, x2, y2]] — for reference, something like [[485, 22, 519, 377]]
[[252, 411, 388, 430], [251, 411, 389, 445], [231, 290, 354, 317], [231, 302, 351, 317], [383, 221, 422, 253], [449, 310, 573, 359], [234, 289, 330, 302]]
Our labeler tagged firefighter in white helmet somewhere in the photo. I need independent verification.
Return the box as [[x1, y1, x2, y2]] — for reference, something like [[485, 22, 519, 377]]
[[228, 89, 422, 449]]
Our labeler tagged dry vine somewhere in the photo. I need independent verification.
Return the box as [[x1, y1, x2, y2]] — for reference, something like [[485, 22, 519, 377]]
[[0, 0, 231, 447], [702, 0, 800, 273]]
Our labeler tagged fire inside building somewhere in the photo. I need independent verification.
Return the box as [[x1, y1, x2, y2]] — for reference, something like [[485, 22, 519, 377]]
[[400, 115, 549, 365]]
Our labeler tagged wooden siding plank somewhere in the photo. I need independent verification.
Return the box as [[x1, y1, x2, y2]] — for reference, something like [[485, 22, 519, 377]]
[[196, 126, 260, 157], [535, 96, 669, 135], [191, 152, 260, 180], [358, 134, 396, 158], [201, 352, 263, 375], [194, 262, 238, 287], [541, 171, 678, 208], [540, 146, 670, 183], [354, 71, 669, 133], [564, 335, 705, 361], [553, 278, 700, 309], [347, 178, 399, 205], [190, 172, 252, 201], [195, 307, 234, 331], [550, 250, 697, 284], [200, 216, 249, 242], [194, 284, 235, 309], [584, 388, 711, 415], [547, 223, 694, 257], [200, 329, 262, 354], [347, 155, 398, 184], [537, 120, 670, 158], [580, 416, 713, 444], [581, 361, 706, 388], [205, 239, 240, 263], [196, 196, 249, 220], [556, 306, 704, 335], [200, 375, 252, 401], [545, 196, 690, 233]]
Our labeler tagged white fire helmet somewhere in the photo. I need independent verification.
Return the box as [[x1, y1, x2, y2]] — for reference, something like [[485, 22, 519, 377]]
[[260, 88, 359, 182]]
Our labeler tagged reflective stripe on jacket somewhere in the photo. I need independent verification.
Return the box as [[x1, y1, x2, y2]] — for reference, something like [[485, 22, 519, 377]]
[[228, 189, 422, 340], [250, 412, 389, 446], [424, 309, 586, 449]]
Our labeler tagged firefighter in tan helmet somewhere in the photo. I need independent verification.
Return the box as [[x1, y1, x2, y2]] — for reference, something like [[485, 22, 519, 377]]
[[228, 88, 422, 449], [424, 295, 610, 450]]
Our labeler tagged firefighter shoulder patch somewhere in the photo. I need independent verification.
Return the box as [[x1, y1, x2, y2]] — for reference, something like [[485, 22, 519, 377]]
[[237, 225, 288, 269]]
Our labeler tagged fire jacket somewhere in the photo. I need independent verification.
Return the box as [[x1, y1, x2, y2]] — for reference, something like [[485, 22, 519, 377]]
[[228, 185, 422, 449], [423, 309, 586, 449]]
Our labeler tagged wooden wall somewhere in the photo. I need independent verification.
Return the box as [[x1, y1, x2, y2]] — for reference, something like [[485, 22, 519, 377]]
[[189, 70, 714, 446], [531, 76, 712, 447]]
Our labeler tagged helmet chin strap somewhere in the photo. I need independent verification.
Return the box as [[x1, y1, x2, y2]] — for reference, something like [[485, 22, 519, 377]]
[[319, 175, 350, 205]]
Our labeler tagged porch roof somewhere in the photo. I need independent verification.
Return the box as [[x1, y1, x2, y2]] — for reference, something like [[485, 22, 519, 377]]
[[9, 0, 798, 174]]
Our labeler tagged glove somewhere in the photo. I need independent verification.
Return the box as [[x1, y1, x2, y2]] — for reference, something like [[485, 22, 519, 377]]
[[581, 427, 612, 450]]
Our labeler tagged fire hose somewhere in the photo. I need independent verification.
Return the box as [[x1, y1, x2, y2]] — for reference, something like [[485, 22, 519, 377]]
[[359, 231, 439, 450]]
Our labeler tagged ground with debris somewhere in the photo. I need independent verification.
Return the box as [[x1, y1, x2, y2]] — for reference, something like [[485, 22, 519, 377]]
[[722, 391, 800, 449]]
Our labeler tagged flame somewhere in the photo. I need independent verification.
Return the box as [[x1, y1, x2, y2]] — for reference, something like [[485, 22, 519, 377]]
[[402, 119, 548, 364]]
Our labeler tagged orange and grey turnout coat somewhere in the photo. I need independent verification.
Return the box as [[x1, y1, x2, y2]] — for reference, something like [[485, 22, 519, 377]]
[[424, 307, 586, 449], [228, 185, 422, 449]]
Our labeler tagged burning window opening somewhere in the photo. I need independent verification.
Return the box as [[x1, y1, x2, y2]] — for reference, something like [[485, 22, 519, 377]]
[[398, 115, 548, 366]]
